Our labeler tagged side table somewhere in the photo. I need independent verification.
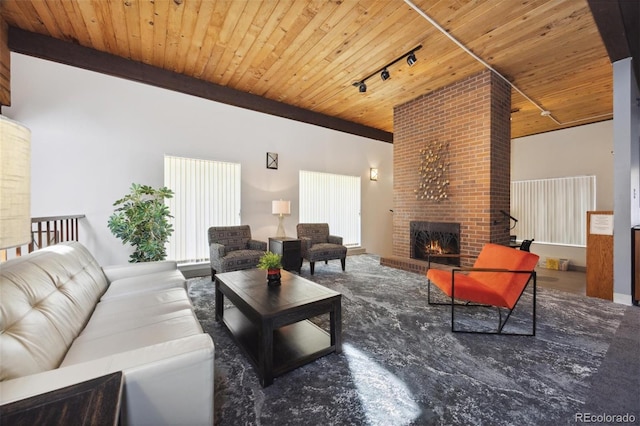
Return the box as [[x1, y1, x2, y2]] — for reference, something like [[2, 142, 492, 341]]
[[0, 371, 123, 426], [269, 237, 301, 273]]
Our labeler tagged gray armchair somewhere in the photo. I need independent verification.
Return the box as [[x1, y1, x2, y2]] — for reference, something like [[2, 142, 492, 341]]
[[208, 225, 267, 279], [296, 223, 347, 275]]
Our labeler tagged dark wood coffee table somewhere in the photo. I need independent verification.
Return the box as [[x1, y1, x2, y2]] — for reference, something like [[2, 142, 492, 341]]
[[214, 268, 342, 387]]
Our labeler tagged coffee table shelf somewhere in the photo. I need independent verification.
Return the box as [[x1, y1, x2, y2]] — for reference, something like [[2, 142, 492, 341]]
[[223, 307, 333, 377]]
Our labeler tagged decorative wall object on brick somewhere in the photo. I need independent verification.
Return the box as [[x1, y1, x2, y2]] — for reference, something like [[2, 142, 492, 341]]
[[415, 141, 449, 201]]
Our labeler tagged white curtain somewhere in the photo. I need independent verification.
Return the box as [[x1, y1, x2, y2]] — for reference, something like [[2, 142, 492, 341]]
[[511, 175, 596, 246], [164, 155, 241, 263], [299, 170, 361, 247]]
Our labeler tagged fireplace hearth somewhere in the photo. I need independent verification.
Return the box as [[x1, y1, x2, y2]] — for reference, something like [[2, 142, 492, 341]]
[[410, 221, 460, 266]]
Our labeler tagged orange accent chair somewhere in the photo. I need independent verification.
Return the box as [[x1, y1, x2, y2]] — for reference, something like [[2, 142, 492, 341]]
[[426, 243, 539, 335]]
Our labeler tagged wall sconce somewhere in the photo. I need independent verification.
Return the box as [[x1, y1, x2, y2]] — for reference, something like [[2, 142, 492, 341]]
[[272, 200, 291, 238], [0, 115, 31, 250], [352, 45, 422, 93], [370, 168, 379, 181]]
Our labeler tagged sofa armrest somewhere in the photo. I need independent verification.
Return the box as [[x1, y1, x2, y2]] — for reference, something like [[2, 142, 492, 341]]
[[248, 239, 267, 251], [327, 235, 343, 245], [102, 261, 178, 283], [0, 334, 214, 425]]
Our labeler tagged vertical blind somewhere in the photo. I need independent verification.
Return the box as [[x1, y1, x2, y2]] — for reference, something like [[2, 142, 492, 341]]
[[164, 155, 241, 263], [299, 170, 361, 247], [511, 175, 596, 246]]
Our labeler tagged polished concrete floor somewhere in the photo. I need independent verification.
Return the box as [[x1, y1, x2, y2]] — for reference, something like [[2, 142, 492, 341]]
[[536, 267, 586, 296]]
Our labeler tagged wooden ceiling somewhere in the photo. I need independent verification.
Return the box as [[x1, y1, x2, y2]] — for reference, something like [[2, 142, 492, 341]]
[[0, 0, 621, 141]]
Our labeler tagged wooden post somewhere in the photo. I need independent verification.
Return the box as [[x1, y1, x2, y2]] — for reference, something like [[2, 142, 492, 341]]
[[586, 211, 614, 300], [0, 17, 10, 107]]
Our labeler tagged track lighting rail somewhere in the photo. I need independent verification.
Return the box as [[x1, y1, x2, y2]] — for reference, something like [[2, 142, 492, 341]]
[[352, 45, 422, 93]]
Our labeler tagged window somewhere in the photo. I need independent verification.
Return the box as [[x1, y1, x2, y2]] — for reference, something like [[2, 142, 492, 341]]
[[299, 170, 361, 247], [511, 176, 596, 246], [164, 155, 241, 263]]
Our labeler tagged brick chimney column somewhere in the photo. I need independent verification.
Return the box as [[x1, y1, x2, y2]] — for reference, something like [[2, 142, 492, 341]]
[[392, 69, 512, 266]]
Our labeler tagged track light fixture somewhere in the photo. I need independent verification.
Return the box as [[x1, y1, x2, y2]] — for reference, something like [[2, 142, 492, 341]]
[[407, 52, 417, 66], [352, 45, 422, 93]]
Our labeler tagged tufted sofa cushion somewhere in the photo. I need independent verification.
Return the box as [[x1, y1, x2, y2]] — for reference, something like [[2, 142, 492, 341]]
[[0, 243, 109, 381]]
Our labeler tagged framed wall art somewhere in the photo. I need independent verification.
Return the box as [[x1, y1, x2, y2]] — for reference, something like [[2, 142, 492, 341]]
[[266, 152, 278, 170]]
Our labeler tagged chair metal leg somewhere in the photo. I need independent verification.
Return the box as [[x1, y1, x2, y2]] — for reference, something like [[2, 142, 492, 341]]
[[310, 262, 315, 275], [451, 274, 537, 336], [340, 257, 346, 271]]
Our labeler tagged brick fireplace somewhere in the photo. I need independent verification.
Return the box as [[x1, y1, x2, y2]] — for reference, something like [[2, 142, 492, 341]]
[[381, 69, 511, 273]]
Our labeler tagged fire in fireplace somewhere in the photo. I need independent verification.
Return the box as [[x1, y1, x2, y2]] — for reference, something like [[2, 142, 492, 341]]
[[410, 221, 461, 266]]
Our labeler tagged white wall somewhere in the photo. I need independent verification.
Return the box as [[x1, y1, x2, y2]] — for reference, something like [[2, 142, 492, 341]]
[[511, 120, 614, 269], [5, 53, 394, 265]]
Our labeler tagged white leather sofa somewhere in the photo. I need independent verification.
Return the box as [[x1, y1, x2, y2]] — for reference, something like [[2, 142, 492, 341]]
[[0, 242, 214, 425]]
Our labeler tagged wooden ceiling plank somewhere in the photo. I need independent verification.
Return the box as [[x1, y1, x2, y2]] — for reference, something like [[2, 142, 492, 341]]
[[1, 1, 39, 34], [28, 0, 63, 39], [163, 0, 187, 72], [138, 0, 155, 64], [200, 0, 253, 82], [241, 0, 361, 95], [211, 0, 285, 89], [172, 0, 202, 74], [123, 0, 143, 62], [151, 0, 170, 66], [216, 0, 266, 86], [252, 1, 347, 99], [191, 1, 233, 79], [59, 1, 93, 48], [263, 1, 406, 101], [42, 0, 77, 40], [234, 0, 315, 93], [95, 0, 122, 55], [181, 0, 216, 75], [221, 1, 309, 93], [106, 0, 131, 59], [223, 0, 285, 88], [74, 0, 107, 52], [479, 4, 598, 61]]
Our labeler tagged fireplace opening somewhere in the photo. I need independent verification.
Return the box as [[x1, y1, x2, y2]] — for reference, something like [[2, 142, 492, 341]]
[[410, 221, 461, 266]]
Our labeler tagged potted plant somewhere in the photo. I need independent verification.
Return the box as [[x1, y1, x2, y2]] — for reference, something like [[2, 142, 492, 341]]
[[258, 251, 283, 286], [108, 183, 174, 263]]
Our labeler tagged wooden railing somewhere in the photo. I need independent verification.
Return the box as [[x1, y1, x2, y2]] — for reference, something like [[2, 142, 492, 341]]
[[1, 214, 86, 261]]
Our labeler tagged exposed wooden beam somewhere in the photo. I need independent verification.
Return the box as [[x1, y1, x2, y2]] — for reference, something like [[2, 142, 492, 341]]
[[7, 27, 393, 143], [0, 18, 10, 107], [588, 0, 640, 88]]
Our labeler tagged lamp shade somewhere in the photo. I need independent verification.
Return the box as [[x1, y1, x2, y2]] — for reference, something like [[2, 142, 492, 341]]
[[272, 200, 291, 215], [0, 115, 31, 249]]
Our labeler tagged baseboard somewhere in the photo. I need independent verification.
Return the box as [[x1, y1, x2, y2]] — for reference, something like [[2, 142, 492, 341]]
[[347, 247, 366, 256], [613, 293, 633, 306]]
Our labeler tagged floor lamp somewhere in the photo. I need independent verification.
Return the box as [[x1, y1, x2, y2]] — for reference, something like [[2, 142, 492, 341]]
[[272, 200, 291, 238], [0, 115, 31, 253]]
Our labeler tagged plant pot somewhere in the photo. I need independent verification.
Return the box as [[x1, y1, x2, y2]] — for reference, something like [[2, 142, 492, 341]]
[[267, 268, 281, 287]]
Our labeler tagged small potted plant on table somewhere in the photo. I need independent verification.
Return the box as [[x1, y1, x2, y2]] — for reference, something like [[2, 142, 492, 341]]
[[258, 251, 283, 287]]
